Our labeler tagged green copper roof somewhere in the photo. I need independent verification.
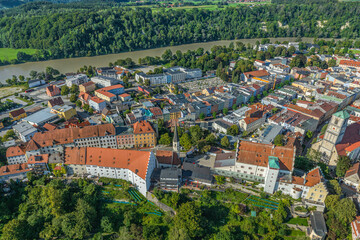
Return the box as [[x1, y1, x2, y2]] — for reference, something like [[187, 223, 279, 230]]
[[268, 156, 280, 169], [333, 110, 350, 120]]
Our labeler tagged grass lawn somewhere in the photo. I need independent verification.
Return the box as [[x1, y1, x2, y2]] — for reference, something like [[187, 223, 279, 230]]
[[0, 48, 38, 61], [284, 230, 306, 239], [0, 86, 26, 99], [286, 217, 309, 226]]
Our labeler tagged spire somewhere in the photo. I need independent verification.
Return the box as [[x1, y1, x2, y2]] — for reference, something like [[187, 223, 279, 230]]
[[173, 122, 179, 152], [173, 123, 179, 143]]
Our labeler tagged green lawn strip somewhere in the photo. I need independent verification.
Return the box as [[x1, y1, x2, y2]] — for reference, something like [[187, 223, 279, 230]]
[[0, 48, 38, 61], [286, 217, 309, 226]]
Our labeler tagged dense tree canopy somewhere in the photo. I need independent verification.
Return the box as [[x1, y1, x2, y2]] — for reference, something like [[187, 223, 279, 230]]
[[1, 1, 360, 65]]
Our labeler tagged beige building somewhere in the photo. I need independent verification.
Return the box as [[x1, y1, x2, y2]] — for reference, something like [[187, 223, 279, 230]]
[[313, 110, 349, 167]]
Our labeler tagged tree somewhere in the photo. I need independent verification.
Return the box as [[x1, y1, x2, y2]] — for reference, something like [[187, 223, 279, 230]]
[[250, 96, 255, 103], [232, 104, 237, 111], [212, 111, 217, 119], [88, 108, 94, 114], [70, 84, 79, 94], [83, 104, 90, 111], [70, 94, 77, 103], [143, 225, 163, 240], [180, 133, 192, 150], [227, 125, 239, 136], [159, 133, 172, 146], [145, 79, 150, 86], [223, 108, 228, 115], [1, 219, 29, 240], [173, 202, 204, 238], [205, 134, 216, 145], [199, 112, 205, 120], [274, 134, 284, 146], [76, 100, 82, 108], [328, 59, 337, 67], [221, 136, 230, 148], [189, 125, 203, 142], [215, 175, 226, 185], [320, 124, 328, 135], [100, 216, 113, 233], [306, 130, 313, 139], [336, 156, 351, 177], [61, 86, 70, 96], [328, 180, 342, 195]]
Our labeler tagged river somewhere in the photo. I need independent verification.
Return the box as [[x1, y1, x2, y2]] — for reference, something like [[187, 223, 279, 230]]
[[0, 37, 318, 83]]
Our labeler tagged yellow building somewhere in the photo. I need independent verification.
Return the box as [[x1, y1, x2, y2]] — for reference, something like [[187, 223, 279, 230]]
[[9, 108, 27, 121], [133, 121, 156, 148], [51, 105, 77, 120], [0, 122, 4, 129], [305, 181, 328, 206]]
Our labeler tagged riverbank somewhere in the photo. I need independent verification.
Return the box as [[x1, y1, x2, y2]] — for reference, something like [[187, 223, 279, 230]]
[[0, 37, 325, 82]]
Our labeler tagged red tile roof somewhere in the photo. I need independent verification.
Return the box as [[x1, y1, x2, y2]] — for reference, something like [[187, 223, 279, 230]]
[[27, 154, 49, 164], [0, 163, 30, 177], [340, 60, 360, 68], [304, 167, 322, 187], [9, 108, 25, 118], [351, 216, 360, 238], [133, 121, 155, 135], [80, 81, 95, 87], [79, 92, 92, 102], [48, 97, 64, 107], [86, 148, 151, 179], [149, 107, 162, 116], [90, 96, 105, 104], [243, 117, 261, 125], [156, 150, 181, 165], [6, 146, 25, 158], [345, 162, 360, 178], [237, 140, 295, 171], [244, 70, 269, 78], [43, 123, 57, 131], [64, 147, 87, 165], [28, 124, 115, 149]]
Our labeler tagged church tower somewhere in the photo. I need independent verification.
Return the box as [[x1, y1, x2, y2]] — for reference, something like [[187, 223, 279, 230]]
[[173, 123, 180, 153], [318, 110, 350, 164]]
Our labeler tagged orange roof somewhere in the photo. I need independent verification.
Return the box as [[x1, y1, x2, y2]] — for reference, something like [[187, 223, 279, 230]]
[[243, 117, 261, 124], [345, 141, 360, 152], [96, 90, 116, 98], [351, 216, 360, 238], [244, 70, 269, 78], [10, 108, 25, 118], [27, 154, 49, 164], [79, 92, 92, 102], [96, 84, 124, 92], [156, 150, 181, 165], [292, 176, 305, 185], [304, 167, 322, 187], [340, 60, 360, 67], [64, 147, 87, 165], [6, 146, 25, 158], [86, 148, 151, 179], [90, 96, 105, 104], [80, 81, 95, 87], [119, 93, 130, 98], [345, 162, 360, 178], [237, 140, 295, 171], [43, 123, 57, 131], [0, 163, 30, 177], [133, 121, 155, 135], [28, 124, 115, 149]]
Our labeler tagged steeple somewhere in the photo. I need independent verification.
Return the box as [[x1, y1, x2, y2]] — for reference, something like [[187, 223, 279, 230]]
[[173, 123, 179, 152]]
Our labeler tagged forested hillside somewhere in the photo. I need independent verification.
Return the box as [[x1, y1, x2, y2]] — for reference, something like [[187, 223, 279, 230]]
[[0, 1, 359, 62]]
